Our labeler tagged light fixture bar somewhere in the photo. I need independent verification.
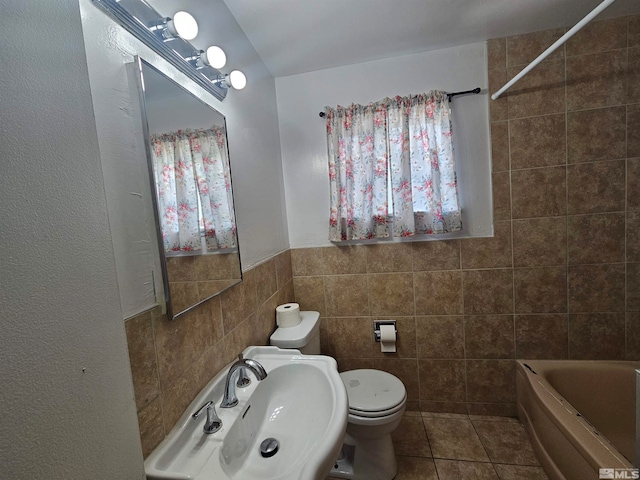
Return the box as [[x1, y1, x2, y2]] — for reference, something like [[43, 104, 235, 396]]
[[92, 0, 227, 101]]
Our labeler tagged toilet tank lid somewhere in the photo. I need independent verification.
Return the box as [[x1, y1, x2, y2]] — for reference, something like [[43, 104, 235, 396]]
[[270, 311, 320, 348]]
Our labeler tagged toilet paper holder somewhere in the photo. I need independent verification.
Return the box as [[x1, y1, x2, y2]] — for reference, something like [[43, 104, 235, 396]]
[[373, 320, 397, 342]]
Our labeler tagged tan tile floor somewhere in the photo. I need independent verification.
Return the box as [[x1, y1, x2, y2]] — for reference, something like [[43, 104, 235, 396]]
[[326, 412, 549, 480]]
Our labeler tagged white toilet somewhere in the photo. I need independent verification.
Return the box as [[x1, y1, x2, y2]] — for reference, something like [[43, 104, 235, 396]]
[[270, 311, 407, 480]]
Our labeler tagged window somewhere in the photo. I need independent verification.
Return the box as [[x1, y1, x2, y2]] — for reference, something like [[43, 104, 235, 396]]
[[325, 91, 462, 242]]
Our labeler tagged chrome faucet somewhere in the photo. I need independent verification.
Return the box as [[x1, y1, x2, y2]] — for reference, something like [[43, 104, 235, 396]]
[[220, 354, 267, 408]]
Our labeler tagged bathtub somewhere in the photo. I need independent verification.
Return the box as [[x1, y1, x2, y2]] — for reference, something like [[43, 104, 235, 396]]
[[516, 360, 638, 480]]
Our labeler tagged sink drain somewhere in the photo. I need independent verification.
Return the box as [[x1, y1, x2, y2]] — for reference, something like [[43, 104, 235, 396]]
[[260, 438, 279, 458]]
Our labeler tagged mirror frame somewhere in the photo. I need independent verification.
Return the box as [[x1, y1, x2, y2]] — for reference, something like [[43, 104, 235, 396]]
[[131, 56, 242, 320]]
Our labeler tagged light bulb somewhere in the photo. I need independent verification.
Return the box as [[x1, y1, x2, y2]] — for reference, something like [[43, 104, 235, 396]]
[[203, 46, 226, 69], [229, 70, 247, 90], [167, 11, 198, 40]]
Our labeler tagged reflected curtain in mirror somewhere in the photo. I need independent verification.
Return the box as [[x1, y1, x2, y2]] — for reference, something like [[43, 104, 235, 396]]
[[133, 57, 242, 320], [150, 126, 236, 253]]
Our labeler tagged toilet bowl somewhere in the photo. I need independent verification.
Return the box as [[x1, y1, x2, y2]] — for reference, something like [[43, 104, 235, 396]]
[[331, 369, 406, 480], [269, 312, 407, 480]]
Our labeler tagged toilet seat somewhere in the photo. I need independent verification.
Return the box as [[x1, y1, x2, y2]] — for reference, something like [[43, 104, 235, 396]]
[[340, 369, 407, 419], [349, 399, 406, 418]]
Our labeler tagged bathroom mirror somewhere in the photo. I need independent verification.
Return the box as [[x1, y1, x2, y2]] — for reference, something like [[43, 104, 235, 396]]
[[134, 58, 242, 319]]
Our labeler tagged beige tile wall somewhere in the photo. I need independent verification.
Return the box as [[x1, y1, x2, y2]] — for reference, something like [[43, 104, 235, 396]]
[[125, 250, 294, 457], [166, 253, 241, 314], [292, 14, 640, 416]]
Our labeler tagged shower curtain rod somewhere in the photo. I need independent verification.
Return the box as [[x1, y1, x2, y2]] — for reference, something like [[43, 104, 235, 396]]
[[492, 0, 617, 100], [318, 87, 481, 117]]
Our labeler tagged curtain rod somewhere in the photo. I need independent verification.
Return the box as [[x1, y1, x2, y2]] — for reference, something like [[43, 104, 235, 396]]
[[318, 87, 481, 117], [492, 0, 617, 100]]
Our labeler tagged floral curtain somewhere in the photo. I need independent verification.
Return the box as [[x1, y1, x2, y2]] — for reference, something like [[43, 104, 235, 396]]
[[325, 103, 390, 241], [188, 127, 237, 250], [325, 90, 462, 241], [387, 92, 462, 236], [150, 126, 236, 253]]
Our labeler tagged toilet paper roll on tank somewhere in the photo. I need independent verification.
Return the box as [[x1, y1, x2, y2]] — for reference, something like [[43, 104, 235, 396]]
[[270, 307, 321, 354], [276, 303, 302, 327]]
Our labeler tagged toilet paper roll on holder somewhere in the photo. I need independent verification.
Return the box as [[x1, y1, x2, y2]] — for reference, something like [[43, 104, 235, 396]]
[[373, 320, 397, 342]]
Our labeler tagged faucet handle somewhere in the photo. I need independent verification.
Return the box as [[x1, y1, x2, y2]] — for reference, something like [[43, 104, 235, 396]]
[[203, 404, 222, 434], [192, 401, 222, 434], [192, 401, 214, 419]]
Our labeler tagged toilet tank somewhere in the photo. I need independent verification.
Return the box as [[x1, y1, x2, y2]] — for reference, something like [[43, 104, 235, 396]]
[[269, 311, 321, 355]]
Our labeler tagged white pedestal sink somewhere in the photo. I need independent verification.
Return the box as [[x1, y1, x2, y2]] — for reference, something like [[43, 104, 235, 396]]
[[144, 346, 348, 480]]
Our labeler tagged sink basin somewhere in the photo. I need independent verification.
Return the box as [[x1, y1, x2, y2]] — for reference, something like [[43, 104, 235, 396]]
[[144, 346, 348, 480]]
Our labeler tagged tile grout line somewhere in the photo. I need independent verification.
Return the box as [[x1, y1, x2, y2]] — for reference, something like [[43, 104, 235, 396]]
[[564, 38, 571, 360], [504, 60, 518, 370], [411, 242, 422, 411], [625, 16, 630, 360], [625, 20, 629, 357], [146, 308, 169, 438], [512, 157, 627, 173], [467, 414, 497, 469], [459, 239, 469, 411], [506, 58, 517, 366], [506, 102, 633, 122], [417, 411, 434, 460]]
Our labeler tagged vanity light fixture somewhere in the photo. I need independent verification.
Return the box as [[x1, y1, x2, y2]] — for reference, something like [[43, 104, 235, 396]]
[[92, 0, 247, 101], [202, 46, 227, 69], [150, 11, 199, 41], [187, 46, 227, 70], [214, 70, 247, 90]]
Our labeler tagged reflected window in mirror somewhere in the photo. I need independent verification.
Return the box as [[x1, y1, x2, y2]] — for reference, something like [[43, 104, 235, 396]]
[[149, 126, 236, 254], [134, 57, 242, 319]]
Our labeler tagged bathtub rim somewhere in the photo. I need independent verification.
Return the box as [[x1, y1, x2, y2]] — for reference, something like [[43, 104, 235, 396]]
[[516, 359, 636, 478]]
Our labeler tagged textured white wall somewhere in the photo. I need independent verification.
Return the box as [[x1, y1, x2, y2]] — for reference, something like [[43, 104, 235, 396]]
[[0, 1, 145, 478], [276, 43, 492, 248]]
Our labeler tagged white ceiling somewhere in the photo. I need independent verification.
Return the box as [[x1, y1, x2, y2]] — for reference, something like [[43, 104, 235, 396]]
[[222, 0, 640, 78]]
